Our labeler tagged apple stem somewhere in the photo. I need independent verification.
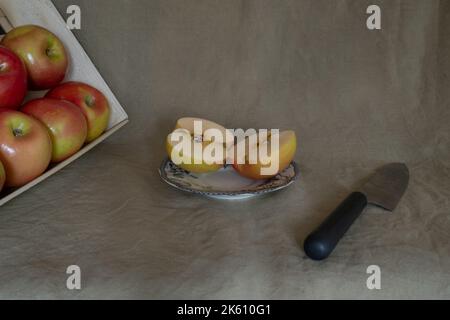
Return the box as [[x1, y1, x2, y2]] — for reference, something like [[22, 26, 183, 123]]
[[46, 48, 53, 57], [85, 95, 95, 108], [12, 128, 23, 137]]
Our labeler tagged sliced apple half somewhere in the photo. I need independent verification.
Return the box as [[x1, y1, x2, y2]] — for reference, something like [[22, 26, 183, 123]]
[[233, 130, 297, 180], [166, 117, 232, 173], [228, 130, 266, 165]]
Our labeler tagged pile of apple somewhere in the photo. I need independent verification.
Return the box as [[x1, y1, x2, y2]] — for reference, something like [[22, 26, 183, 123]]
[[0, 25, 111, 194], [166, 117, 297, 180]]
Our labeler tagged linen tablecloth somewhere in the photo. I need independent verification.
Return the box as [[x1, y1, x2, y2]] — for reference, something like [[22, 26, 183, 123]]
[[0, 0, 448, 299]]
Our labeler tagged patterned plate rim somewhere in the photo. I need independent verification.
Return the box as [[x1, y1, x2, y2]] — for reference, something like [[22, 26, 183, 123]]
[[159, 158, 299, 197]]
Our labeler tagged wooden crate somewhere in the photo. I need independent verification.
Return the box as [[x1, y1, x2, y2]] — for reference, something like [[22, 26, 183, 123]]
[[0, 0, 129, 206]]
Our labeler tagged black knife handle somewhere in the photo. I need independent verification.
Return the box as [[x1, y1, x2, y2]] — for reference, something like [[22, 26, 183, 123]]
[[304, 192, 368, 261]]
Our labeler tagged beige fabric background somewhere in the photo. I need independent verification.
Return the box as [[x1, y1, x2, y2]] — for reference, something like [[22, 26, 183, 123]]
[[0, 0, 449, 299]]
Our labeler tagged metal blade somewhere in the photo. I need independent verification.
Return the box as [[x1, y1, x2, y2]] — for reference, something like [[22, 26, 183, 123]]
[[359, 163, 409, 211]]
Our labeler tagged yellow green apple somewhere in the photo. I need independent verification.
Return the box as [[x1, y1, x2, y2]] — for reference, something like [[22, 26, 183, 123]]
[[22, 98, 88, 163], [46, 82, 111, 143]]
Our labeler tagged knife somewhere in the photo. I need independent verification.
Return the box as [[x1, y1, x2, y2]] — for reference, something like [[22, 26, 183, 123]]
[[304, 163, 409, 261]]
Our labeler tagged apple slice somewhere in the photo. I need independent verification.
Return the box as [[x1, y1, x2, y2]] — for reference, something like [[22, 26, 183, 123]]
[[231, 130, 270, 165], [233, 130, 297, 180], [166, 130, 224, 173], [167, 117, 232, 173]]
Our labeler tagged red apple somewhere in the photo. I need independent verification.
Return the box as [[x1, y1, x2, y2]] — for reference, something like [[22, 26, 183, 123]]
[[0, 160, 5, 193], [1, 25, 68, 90], [0, 110, 52, 187], [46, 82, 111, 143], [0, 46, 27, 110], [22, 98, 88, 163]]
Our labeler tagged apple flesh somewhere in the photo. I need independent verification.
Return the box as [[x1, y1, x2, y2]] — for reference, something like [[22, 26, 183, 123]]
[[1, 25, 68, 90], [0, 46, 27, 110], [46, 82, 111, 143], [0, 110, 52, 187], [166, 130, 224, 174], [174, 117, 234, 146], [22, 98, 88, 163], [0, 160, 5, 193], [166, 117, 233, 174], [233, 130, 297, 180]]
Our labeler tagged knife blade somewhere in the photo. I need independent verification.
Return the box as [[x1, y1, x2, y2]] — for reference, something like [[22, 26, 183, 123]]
[[304, 163, 409, 261]]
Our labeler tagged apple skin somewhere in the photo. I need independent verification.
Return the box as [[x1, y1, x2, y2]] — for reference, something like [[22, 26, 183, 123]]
[[0, 46, 27, 110], [0, 160, 5, 193], [1, 25, 68, 90], [233, 131, 297, 180], [0, 110, 52, 187], [22, 98, 88, 163], [46, 82, 110, 143]]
